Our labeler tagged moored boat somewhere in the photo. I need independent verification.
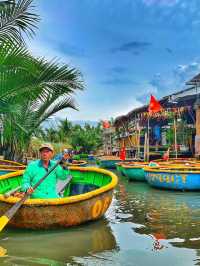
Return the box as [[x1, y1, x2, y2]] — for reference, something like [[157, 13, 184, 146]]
[[121, 162, 149, 181], [153, 158, 200, 166], [96, 156, 133, 169], [65, 160, 87, 167], [96, 156, 121, 169], [0, 166, 118, 229], [116, 162, 126, 176], [0, 169, 18, 176], [0, 159, 25, 171], [144, 165, 200, 190]]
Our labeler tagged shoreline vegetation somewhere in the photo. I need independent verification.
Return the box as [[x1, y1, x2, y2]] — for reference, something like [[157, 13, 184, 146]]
[[0, 0, 85, 161]]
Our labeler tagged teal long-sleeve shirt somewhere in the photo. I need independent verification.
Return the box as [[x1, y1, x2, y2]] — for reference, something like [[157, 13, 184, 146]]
[[21, 160, 69, 199]]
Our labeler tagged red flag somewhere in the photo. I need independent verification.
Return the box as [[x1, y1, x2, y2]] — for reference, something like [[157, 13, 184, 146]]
[[163, 148, 170, 161], [102, 120, 110, 129], [148, 95, 162, 113], [120, 146, 126, 160]]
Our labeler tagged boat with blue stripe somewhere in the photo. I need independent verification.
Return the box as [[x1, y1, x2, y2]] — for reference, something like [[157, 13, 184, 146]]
[[144, 165, 200, 190]]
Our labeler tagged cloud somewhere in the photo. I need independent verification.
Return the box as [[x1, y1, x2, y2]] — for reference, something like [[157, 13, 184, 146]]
[[109, 66, 128, 74], [56, 42, 86, 58], [166, 48, 173, 54], [101, 77, 134, 86], [146, 61, 200, 98], [111, 41, 151, 54], [142, 0, 179, 6], [173, 62, 200, 84]]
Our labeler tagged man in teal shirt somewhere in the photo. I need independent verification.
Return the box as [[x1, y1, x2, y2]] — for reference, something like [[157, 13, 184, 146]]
[[21, 143, 69, 199]]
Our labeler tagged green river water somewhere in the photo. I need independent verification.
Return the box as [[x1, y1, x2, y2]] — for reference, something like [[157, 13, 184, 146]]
[[0, 169, 200, 265]]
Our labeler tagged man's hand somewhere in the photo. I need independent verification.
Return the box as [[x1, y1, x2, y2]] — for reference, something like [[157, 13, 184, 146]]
[[13, 192, 25, 198], [27, 187, 34, 194]]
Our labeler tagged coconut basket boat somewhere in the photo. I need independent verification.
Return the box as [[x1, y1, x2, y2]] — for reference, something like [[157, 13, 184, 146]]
[[0, 166, 118, 229], [153, 158, 200, 166], [0, 159, 25, 171], [96, 156, 133, 169], [144, 165, 200, 190], [65, 160, 87, 167], [121, 162, 149, 181]]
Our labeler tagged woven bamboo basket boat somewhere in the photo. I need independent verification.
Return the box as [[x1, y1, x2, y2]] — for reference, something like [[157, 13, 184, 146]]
[[144, 165, 200, 190], [65, 160, 87, 167], [0, 159, 25, 170], [0, 166, 118, 229]]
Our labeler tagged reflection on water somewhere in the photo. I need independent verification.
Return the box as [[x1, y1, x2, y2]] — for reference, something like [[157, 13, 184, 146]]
[[0, 169, 200, 265], [0, 219, 117, 265]]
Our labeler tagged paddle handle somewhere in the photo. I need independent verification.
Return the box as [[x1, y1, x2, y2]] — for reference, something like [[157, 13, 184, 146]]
[[58, 175, 73, 195], [4, 193, 30, 220]]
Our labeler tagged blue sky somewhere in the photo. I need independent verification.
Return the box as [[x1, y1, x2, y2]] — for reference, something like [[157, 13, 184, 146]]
[[29, 0, 200, 121]]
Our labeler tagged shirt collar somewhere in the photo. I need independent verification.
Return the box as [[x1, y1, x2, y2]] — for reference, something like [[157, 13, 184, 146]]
[[38, 160, 52, 168]]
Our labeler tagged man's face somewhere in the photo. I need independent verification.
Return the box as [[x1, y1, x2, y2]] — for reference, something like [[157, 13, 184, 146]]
[[40, 148, 53, 161]]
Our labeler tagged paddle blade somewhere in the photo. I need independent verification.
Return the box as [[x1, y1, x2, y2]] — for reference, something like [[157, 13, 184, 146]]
[[0, 215, 9, 232]]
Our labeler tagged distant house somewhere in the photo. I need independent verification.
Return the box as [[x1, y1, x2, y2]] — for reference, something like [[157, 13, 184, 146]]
[[104, 73, 200, 159]]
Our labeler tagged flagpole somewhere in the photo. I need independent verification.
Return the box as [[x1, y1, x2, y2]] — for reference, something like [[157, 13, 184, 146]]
[[144, 132, 147, 162], [137, 123, 141, 160], [174, 116, 178, 159], [122, 122, 134, 157], [147, 116, 150, 162]]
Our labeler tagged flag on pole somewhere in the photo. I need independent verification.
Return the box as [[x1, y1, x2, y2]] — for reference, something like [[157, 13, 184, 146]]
[[162, 148, 170, 161], [148, 95, 162, 113], [102, 120, 110, 129], [120, 146, 126, 160]]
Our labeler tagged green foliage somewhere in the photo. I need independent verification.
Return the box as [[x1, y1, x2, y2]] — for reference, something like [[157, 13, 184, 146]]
[[40, 121, 103, 154], [0, 0, 40, 44], [0, 0, 84, 160]]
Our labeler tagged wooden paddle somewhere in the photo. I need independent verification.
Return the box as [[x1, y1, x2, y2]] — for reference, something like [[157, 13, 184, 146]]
[[0, 155, 68, 232]]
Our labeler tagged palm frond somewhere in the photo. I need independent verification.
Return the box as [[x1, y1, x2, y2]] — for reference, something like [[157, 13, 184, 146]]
[[0, 0, 40, 44]]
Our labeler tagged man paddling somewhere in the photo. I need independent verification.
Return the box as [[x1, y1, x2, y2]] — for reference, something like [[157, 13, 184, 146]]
[[20, 143, 69, 199]]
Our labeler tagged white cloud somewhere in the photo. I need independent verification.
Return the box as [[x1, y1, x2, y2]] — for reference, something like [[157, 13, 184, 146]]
[[147, 61, 200, 98], [142, 0, 179, 6]]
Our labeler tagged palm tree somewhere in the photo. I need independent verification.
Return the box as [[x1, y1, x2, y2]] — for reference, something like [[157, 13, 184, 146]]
[[0, 0, 39, 44], [0, 44, 83, 159], [0, 1, 84, 160]]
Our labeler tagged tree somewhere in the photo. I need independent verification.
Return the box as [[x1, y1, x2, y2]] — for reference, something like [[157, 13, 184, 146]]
[[0, 0, 84, 160]]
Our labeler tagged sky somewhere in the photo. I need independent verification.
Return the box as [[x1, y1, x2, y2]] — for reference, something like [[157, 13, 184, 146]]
[[28, 0, 200, 122]]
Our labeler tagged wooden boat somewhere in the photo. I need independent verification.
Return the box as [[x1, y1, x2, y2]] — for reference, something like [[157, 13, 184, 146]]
[[0, 169, 18, 176], [153, 158, 199, 165], [65, 160, 87, 167], [121, 162, 149, 181], [144, 165, 200, 190], [0, 159, 23, 166], [96, 156, 121, 169], [96, 156, 133, 169], [116, 162, 126, 176], [0, 166, 118, 229], [116, 160, 144, 176], [0, 159, 25, 171]]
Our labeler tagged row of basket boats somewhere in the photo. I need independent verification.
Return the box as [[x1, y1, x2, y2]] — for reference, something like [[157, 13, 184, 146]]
[[96, 155, 200, 191], [0, 159, 117, 229]]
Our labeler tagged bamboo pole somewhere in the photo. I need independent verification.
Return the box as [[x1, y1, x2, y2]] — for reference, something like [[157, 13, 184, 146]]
[[147, 117, 150, 162], [137, 127, 141, 159], [144, 132, 147, 162], [174, 117, 178, 159]]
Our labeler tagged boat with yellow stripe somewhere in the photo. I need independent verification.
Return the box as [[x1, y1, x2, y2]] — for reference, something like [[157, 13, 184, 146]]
[[65, 160, 87, 167], [144, 165, 200, 190], [0, 166, 118, 229], [153, 158, 200, 166], [121, 162, 149, 181], [96, 156, 133, 169], [0, 159, 25, 171]]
